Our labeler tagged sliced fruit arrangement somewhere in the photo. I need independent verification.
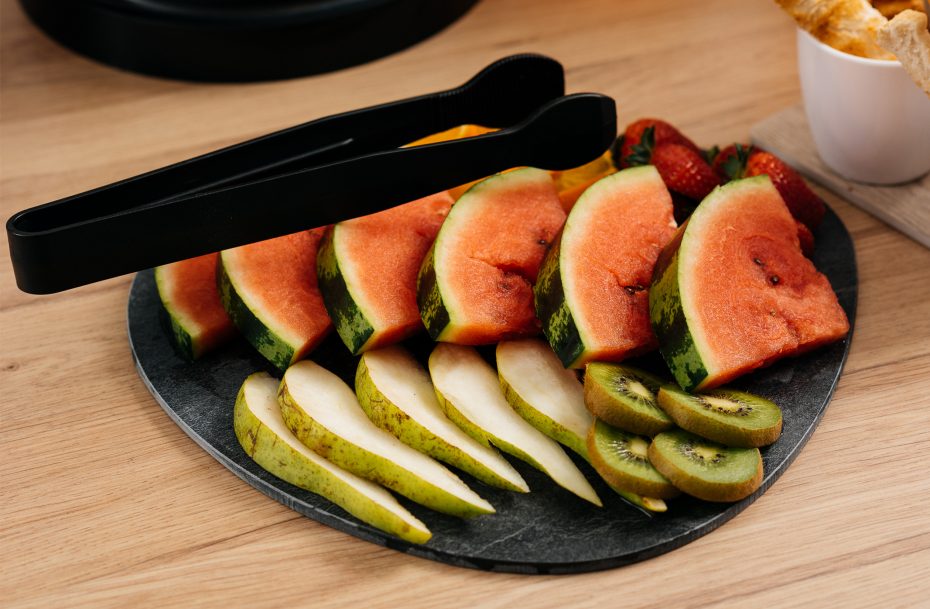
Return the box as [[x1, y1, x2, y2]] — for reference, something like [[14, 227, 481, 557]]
[[417, 167, 566, 344], [279, 360, 494, 518], [234, 372, 431, 544], [587, 420, 680, 499], [355, 346, 528, 492], [429, 343, 602, 506], [535, 166, 677, 368], [649, 176, 849, 392], [583, 363, 674, 437], [318, 192, 454, 355], [712, 144, 825, 230], [496, 338, 593, 459], [154, 253, 236, 360], [648, 429, 764, 503], [159, 115, 852, 540], [658, 385, 783, 448], [219, 229, 332, 370]]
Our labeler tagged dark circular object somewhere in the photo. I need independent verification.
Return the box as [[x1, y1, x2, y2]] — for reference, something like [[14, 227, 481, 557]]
[[127, 207, 857, 573], [19, 0, 480, 82]]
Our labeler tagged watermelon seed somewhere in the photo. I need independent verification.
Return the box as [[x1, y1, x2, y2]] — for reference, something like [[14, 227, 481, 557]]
[[623, 284, 646, 295], [753, 258, 764, 266], [537, 239, 548, 245], [769, 275, 780, 285]]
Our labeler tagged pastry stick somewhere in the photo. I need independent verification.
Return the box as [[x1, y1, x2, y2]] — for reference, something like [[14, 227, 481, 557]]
[[877, 10, 930, 97], [775, 0, 896, 58]]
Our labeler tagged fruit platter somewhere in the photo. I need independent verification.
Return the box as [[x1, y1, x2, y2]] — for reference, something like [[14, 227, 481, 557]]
[[128, 119, 856, 574]]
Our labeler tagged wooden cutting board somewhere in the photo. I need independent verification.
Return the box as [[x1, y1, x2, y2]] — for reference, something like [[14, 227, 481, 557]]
[[751, 104, 930, 249]]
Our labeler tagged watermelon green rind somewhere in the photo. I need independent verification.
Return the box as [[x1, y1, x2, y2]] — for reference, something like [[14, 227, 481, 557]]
[[154, 255, 236, 360], [317, 226, 376, 355], [155, 266, 198, 360], [648, 221, 709, 391], [416, 243, 452, 341], [534, 233, 586, 367], [218, 255, 295, 371]]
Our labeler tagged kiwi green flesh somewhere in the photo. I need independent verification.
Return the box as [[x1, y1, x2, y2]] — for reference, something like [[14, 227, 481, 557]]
[[648, 429, 763, 502], [587, 420, 679, 499], [658, 385, 783, 448], [583, 363, 674, 436]]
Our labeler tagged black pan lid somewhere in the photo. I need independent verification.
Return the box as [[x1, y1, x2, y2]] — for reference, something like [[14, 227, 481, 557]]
[[19, 0, 480, 82]]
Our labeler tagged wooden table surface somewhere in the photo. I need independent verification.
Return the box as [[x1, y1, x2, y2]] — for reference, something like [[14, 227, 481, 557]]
[[3, 0, 929, 607]]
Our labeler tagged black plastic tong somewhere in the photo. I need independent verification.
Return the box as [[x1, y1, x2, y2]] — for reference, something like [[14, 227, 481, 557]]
[[7, 54, 617, 294]]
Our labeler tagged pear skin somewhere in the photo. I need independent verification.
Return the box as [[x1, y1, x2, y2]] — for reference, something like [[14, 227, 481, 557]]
[[279, 360, 494, 518], [356, 347, 528, 492], [233, 372, 431, 544]]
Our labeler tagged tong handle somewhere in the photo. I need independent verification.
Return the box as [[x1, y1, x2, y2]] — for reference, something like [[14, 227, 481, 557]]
[[8, 54, 564, 237], [9, 93, 615, 294]]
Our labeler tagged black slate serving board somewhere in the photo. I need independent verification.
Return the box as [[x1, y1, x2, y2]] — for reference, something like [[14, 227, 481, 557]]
[[127, 207, 857, 574]]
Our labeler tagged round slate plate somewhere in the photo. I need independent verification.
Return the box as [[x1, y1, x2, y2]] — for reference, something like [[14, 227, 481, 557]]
[[128, 207, 856, 574]]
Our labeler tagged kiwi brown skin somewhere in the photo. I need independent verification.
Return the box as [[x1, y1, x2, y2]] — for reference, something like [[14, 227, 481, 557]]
[[586, 422, 680, 499], [583, 365, 675, 436], [648, 433, 763, 503], [657, 386, 783, 448]]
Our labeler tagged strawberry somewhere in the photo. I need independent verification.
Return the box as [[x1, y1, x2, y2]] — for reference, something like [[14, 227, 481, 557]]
[[795, 219, 815, 258], [616, 118, 701, 168], [651, 143, 721, 201], [746, 151, 825, 230], [712, 143, 752, 180], [713, 144, 825, 230]]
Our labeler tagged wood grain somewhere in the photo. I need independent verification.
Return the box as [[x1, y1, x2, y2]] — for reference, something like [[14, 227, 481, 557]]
[[2, 0, 928, 607], [752, 104, 930, 248]]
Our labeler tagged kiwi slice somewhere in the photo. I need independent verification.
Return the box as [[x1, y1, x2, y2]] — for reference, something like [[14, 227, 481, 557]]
[[583, 364, 674, 436], [658, 385, 783, 447], [648, 429, 763, 502], [587, 420, 680, 499]]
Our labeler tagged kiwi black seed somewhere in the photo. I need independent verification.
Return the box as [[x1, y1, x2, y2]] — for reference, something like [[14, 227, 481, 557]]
[[583, 363, 674, 436], [648, 429, 763, 502], [657, 385, 783, 447], [587, 420, 680, 499]]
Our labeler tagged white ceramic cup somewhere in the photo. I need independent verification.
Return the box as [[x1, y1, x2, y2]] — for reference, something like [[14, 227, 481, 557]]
[[797, 28, 930, 185]]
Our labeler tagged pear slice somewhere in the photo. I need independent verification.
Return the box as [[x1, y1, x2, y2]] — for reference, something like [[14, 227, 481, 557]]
[[279, 360, 494, 518], [496, 339, 592, 459], [233, 372, 431, 544], [356, 347, 529, 493], [428, 343, 602, 507]]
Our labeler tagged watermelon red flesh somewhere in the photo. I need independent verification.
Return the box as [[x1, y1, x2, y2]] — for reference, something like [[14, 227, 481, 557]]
[[155, 253, 236, 359], [418, 168, 566, 344], [539, 166, 677, 367], [219, 229, 332, 370], [320, 192, 454, 353], [651, 176, 849, 391]]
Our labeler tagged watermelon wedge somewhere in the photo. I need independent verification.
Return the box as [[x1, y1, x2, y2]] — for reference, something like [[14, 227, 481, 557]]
[[155, 253, 236, 359], [317, 192, 454, 354], [417, 168, 566, 344], [535, 166, 677, 368], [219, 229, 332, 370], [650, 176, 849, 392]]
